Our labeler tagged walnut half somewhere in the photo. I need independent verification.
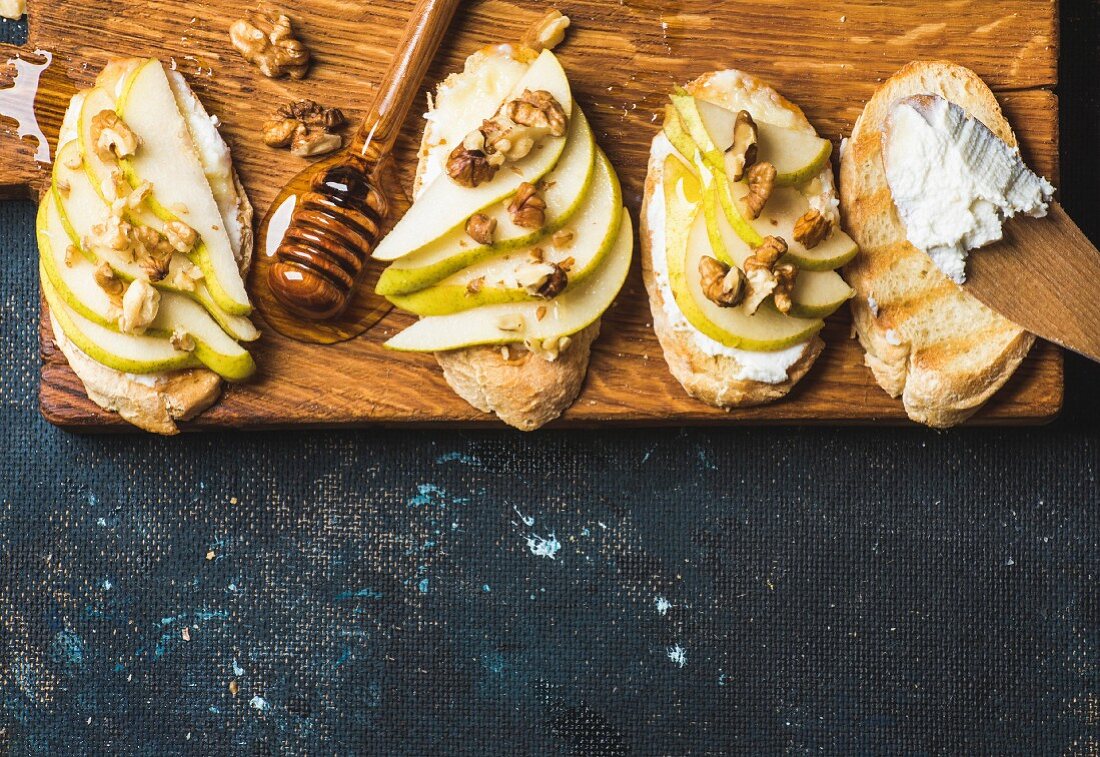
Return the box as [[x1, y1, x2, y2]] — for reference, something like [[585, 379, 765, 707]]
[[507, 182, 547, 229], [230, 8, 311, 80], [698, 255, 746, 307], [742, 236, 793, 314], [793, 209, 832, 249], [522, 9, 571, 52], [739, 161, 776, 220]]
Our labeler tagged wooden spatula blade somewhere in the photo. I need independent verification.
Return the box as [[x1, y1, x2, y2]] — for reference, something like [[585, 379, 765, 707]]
[[963, 202, 1100, 362]]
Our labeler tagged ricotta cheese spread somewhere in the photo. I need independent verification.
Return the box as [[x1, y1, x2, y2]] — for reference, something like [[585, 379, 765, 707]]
[[883, 94, 1054, 284], [647, 134, 806, 384]]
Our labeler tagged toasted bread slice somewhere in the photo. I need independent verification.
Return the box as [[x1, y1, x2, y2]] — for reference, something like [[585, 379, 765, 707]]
[[640, 70, 829, 408], [412, 44, 598, 431], [840, 61, 1034, 428], [47, 60, 253, 434]]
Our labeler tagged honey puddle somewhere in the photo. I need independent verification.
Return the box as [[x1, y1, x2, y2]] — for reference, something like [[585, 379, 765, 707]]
[[0, 49, 54, 165]]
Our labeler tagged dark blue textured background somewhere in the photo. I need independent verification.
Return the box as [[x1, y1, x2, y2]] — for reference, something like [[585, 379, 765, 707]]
[[2, 6, 1099, 756]]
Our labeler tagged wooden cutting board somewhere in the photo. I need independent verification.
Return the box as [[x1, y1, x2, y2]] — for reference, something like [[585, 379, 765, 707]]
[[3, 0, 1062, 430]]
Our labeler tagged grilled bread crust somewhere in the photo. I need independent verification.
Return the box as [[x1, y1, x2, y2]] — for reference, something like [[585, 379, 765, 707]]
[[640, 70, 829, 409], [840, 61, 1034, 428]]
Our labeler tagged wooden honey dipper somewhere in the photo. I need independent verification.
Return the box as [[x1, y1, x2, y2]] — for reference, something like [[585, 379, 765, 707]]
[[264, 0, 461, 321]]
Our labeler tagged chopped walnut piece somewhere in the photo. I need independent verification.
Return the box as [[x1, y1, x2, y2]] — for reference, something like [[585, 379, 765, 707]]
[[698, 255, 746, 307], [262, 118, 300, 147], [446, 133, 500, 188], [771, 262, 798, 314], [793, 209, 832, 249], [504, 90, 567, 138], [727, 110, 759, 182], [525, 334, 572, 362], [507, 182, 547, 229], [557, 256, 575, 272], [94, 262, 125, 299], [536, 305, 548, 321], [277, 99, 346, 129], [64, 244, 79, 268], [86, 216, 133, 258], [170, 263, 204, 292], [118, 279, 161, 334], [171, 328, 196, 353], [536, 262, 568, 299], [522, 9, 571, 52], [291, 128, 342, 157], [739, 161, 776, 220], [465, 213, 497, 245], [91, 110, 140, 163], [164, 221, 198, 253], [229, 8, 311, 79], [742, 236, 790, 314], [466, 277, 485, 295], [551, 229, 575, 249]]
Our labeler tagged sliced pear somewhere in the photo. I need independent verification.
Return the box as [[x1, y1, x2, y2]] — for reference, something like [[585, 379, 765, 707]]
[[387, 152, 623, 316], [39, 193, 255, 380], [756, 122, 832, 186], [670, 93, 725, 172], [376, 108, 597, 296], [787, 270, 853, 319], [115, 59, 251, 315], [726, 181, 858, 270], [662, 105, 702, 165], [43, 270, 202, 375], [374, 49, 574, 262], [668, 193, 821, 352], [53, 140, 259, 342], [386, 215, 633, 352]]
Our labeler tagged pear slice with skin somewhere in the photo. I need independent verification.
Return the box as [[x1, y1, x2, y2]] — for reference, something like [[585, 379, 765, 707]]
[[374, 49, 574, 262], [677, 95, 833, 186], [663, 155, 821, 351], [376, 108, 597, 296], [386, 214, 633, 352], [114, 60, 251, 315], [43, 269, 202, 375], [53, 140, 259, 342], [701, 182, 852, 317], [387, 152, 622, 316], [725, 179, 858, 270], [39, 194, 256, 380]]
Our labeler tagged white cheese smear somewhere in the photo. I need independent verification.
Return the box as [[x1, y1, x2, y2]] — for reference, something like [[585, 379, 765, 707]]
[[883, 94, 1054, 283]]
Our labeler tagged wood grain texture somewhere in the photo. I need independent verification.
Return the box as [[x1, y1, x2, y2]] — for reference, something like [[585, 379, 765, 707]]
[[3, 0, 1061, 429]]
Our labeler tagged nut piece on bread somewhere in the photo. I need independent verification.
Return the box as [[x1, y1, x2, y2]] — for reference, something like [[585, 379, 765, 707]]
[[840, 61, 1035, 428]]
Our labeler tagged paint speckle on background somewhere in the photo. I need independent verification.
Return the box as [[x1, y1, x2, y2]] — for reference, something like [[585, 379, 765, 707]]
[[668, 645, 687, 668], [525, 533, 561, 560], [250, 695, 269, 712], [655, 597, 672, 616]]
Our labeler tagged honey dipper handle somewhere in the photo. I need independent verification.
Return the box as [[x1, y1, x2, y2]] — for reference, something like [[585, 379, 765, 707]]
[[350, 0, 462, 160]]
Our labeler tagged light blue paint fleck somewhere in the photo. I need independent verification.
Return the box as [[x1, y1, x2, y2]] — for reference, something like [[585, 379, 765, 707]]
[[192, 610, 229, 623], [209, 705, 220, 714], [668, 645, 687, 668], [482, 584, 491, 592], [513, 505, 535, 527], [436, 452, 481, 466], [580, 527, 591, 537], [102, 579, 112, 591], [96, 517, 107, 527], [525, 533, 561, 560], [114, 662, 125, 673], [250, 695, 270, 712], [408, 483, 468, 508], [598, 522, 608, 530], [51, 630, 85, 667], [718, 672, 727, 686], [697, 449, 718, 470], [232, 659, 245, 676], [160, 616, 177, 626], [334, 647, 352, 667], [87, 492, 98, 507], [417, 578, 430, 593], [482, 651, 505, 674], [655, 596, 672, 616], [227, 582, 238, 592], [335, 587, 384, 601]]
